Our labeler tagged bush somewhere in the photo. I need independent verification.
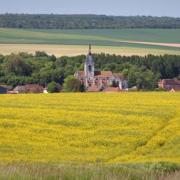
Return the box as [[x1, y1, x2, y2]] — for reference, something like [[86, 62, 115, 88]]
[[35, 51, 48, 57], [63, 76, 85, 92], [47, 81, 60, 93]]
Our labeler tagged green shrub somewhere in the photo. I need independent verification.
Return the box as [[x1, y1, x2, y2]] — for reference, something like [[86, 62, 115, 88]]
[[47, 81, 60, 93]]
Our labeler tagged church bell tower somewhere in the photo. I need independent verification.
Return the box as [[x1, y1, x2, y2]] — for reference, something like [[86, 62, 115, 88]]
[[84, 44, 94, 88]]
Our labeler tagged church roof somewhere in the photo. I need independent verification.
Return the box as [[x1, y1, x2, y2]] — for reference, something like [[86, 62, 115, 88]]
[[76, 71, 114, 78], [76, 71, 127, 79], [113, 73, 124, 79], [95, 71, 113, 78]]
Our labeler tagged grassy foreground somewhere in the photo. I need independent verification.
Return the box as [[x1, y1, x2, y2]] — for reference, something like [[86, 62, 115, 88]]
[[0, 28, 180, 56], [0, 163, 180, 180], [0, 93, 180, 179]]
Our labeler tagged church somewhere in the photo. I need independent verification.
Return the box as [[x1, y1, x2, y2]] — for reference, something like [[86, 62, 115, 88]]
[[74, 45, 128, 92]]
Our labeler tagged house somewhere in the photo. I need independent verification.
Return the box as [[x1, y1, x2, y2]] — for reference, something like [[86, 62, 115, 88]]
[[13, 84, 44, 94], [0, 85, 12, 94], [24, 84, 44, 93], [75, 45, 128, 92], [0, 85, 8, 94], [158, 79, 180, 92], [13, 86, 26, 94]]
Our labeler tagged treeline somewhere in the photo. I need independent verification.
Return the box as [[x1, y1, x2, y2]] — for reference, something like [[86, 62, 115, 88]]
[[0, 52, 180, 90], [1, 14, 180, 29]]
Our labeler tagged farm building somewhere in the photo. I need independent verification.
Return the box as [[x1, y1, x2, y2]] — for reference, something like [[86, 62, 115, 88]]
[[75, 45, 128, 92], [13, 84, 44, 94], [0, 85, 8, 94], [158, 79, 180, 92], [0, 85, 12, 94], [13, 86, 26, 94]]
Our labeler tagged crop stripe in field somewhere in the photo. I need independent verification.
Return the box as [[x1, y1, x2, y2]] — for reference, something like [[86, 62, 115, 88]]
[[107, 111, 177, 163]]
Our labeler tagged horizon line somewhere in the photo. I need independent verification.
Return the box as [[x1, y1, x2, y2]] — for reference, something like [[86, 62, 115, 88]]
[[0, 13, 180, 18]]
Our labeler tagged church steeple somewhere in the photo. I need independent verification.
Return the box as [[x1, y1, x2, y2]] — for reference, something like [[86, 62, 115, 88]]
[[84, 44, 95, 87], [88, 44, 92, 55]]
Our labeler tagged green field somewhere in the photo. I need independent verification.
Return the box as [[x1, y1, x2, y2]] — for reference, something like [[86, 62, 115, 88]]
[[1, 28, 180, 45], [0, 28, 180, 56], [0, 93, 180, 179]]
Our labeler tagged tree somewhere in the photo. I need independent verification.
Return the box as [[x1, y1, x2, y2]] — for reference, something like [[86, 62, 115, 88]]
[[4, 55, 32, 76], [135, 70, 158, 90], [63, 76, 85, 92], [47, 81, 60, 93], [35, 51, 48, 57], [0, 52, 180, 90], [1, 14, 180, 29]]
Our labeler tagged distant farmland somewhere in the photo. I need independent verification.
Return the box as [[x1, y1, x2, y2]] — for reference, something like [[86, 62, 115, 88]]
[[0, 28, 180, 56]]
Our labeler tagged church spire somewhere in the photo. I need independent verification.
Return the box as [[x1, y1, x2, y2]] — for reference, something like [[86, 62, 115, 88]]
[[84, 44, 94, 88], [89, 44, 91, 55]]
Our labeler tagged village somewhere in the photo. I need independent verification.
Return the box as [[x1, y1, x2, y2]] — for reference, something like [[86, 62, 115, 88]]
[[0, 45, 180, 94]]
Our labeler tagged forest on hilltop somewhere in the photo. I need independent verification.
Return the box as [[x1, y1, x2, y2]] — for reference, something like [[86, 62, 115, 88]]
[[1, 14, 180, 29]]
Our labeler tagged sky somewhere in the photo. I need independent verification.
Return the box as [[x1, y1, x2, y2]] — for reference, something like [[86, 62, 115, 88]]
[[0, 0, 180, 17]]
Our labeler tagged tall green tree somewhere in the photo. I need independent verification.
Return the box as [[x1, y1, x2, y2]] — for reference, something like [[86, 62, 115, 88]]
[[4, 54, 32, 76], [63, 76, 85, 92]]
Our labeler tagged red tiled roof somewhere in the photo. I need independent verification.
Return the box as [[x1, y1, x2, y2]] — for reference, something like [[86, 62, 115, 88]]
[[76, 71, 114, 78], [161, 79, 180, 85], [113, 73, 124, 79], [24, 84, 44, 93], [76, 71, 126, 79], [24, 84, 43, 89], [159, 79, 180, 91], [95, 71, 113, 78], [13, 86, 26, 93], [13, 84, 43, 93]]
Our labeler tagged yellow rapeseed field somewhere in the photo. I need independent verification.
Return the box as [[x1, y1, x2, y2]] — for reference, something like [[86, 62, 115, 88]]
[[0, 93, 180, 165]]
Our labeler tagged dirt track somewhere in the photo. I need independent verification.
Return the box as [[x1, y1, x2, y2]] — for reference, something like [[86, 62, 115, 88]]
[[121, 40, 180, 48]]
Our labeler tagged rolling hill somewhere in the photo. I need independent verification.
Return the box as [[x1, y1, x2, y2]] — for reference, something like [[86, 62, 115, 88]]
[[0, 28, 180, 56]]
